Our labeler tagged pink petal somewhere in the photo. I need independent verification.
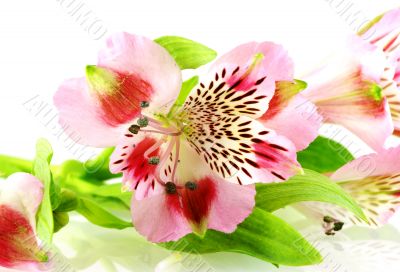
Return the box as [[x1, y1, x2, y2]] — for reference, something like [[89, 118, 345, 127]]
[[98, 32, 182, 113], [303, 36, 393, 150], [323, 97, 393, 150], [202, 42, 294, 117], [179, 112, 301, 184], [0, 173, 43, 229], [110, 132, 165, 200], [260, 82, 322, 151], [130, 141, 256, 241], [361, 8, 400, 54], [131, 193, 191, 243], [251, 129, 301, 182], [179, 177, 217, 236], [211, 41, 294, 84], [0, 206, 45, 269], [85, 65, 154, 127], [381, 81, 400, 136], [331, 147, 400, 181], [131, 174, 256, 242], [207, 177, 255, 233], [54, 78, 123, 147], [329, 147, 400, 225], [183, 66, 272, 120], [0, 173, 46, 269]]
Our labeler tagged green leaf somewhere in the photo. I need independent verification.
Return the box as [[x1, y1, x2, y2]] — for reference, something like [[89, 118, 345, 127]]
[[83, 147, 118, 180], [175, 76, 199, 106], [0, 155, 32, 178], [163, 208, 322, 266], [297, 136, 354, 173], [55, 148, 121, 183], [53, 212, 69, 233], [55, 189, 79, 212], [59, 175, 131, 211], [168, 76, 199, 117], [33, 139, 55, 244], [155, 36, 217, 70], [76, 197, 132, 229], [256, 169, 367, 222]]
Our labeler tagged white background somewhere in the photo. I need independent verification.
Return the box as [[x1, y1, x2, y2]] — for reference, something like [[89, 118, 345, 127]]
[[1, 0, 400, 271]]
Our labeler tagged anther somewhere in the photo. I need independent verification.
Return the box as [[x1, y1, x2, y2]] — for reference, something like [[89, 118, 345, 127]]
[[148, 156, 160, 165], [165, 182, 177, 194], [333, 221, 344, 231], [129, 125, 141, 134], [323, 216, 334, 223], [323, 215, 345, 236], [137, 117, 149, 127], [185, 181, 197, 191], [140, 101, 150, 108]]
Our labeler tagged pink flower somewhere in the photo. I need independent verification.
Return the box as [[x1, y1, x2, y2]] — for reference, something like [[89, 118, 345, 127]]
[[298, 146, 400, 230], [360, 8, 400, 137], [303, 34, 394, 150], [0, 173, 47, 270], [54, 33, 319, 242]]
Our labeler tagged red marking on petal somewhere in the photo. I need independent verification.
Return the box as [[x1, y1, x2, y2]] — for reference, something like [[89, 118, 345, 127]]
[[383, 33, 400, 52], [0, 205, 43, 268], [253, 141, 292, 179], [180, 178, 217, 225], [96, 70, 153, 126], [123, 138, 160, 186], [393, 70, 400, 82]]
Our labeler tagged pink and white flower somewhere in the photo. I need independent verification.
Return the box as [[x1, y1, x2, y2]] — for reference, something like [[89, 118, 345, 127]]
[[298, 146, 400, 229], [0, 173, 47, 270], [54, 32, 320, 242], [360, 8, 400, 136], [303, 35, 394, 150]]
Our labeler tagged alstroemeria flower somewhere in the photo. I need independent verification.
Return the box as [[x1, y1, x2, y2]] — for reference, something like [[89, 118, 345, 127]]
[[54, 33, 320, 242], [303, 35, 394, 150], [298, 146, 400, 231], [360, 8, 400, 136], [0, 173, 47, 270]]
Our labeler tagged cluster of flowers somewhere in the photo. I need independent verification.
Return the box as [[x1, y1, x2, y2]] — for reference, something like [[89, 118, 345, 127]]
[[1, 7, 400, 271]]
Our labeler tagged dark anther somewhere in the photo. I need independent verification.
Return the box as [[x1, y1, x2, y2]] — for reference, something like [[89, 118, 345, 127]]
[[140, 101, 150, 108], [323, 215, 344, 236], [165, 182, 177, 194], [185, 181, 197, 191], [323, 216, 334, 223], [148, 156, 160, 165], [129, 125, 140, 134], [137, 117, 149, 127], [333, 222, 344, 231], [325, 230, 336, 236]]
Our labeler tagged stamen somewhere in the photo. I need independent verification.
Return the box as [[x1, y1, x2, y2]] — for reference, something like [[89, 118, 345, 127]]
[[333, 222, 344, 231], [144, 137, 166, 159], [137, 117, 149, 127], [165, 182, 177, 194], [129, 125, 140, 134], [323, 215, 344, 235], [140, 101, 150, 108], [140, 129, 181, 136], [171, 136, 180, 182], [140, 114, 182, 135], [153, 138, 176, 186], [148, 156, 160, 165], [148, 119, 180, 134], [185, 181, 197, 191]]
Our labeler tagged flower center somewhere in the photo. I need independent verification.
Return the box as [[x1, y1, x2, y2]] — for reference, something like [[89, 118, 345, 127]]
[[130, 104, 187, 189]]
